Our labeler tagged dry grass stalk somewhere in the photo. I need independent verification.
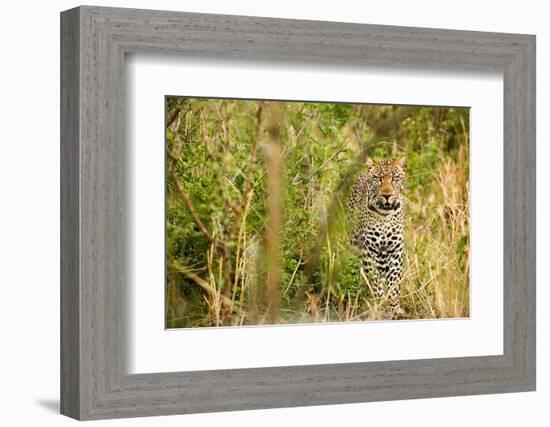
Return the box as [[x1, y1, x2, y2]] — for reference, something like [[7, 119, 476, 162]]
[[263, 102, 283, 324]]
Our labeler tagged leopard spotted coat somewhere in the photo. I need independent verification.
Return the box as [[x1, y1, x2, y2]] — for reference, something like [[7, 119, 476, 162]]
[[348, 158, 407, 317]]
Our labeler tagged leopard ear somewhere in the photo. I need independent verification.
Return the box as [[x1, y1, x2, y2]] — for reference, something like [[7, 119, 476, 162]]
[[366, 158, 374, 169], [396, 156, 407, 170]]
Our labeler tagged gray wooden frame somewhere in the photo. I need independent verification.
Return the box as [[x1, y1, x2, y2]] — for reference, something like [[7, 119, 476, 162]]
[[60, 5, 536, 420]]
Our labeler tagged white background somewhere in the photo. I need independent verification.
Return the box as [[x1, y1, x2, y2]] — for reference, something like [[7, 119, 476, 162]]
[[128, 57, 503, 373], [0, 0, 547, 426]]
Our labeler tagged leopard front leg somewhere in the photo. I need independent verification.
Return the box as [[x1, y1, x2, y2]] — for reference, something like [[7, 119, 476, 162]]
[[386, 251, 404, 318], [361, 250, 385, 300]]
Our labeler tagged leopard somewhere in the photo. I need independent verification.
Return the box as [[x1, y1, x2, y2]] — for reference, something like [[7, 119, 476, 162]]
[[348, 157, 407, 318]]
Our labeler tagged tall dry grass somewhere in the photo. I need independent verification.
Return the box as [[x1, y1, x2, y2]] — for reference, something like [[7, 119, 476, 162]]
[[400, 143, 470, 319]]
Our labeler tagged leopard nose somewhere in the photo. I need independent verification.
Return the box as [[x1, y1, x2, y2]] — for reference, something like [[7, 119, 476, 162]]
[[381, 194, 391, 203]]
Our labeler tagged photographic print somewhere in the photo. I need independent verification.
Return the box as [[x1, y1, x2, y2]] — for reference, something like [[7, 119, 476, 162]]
[[165, 97, 470, 328]]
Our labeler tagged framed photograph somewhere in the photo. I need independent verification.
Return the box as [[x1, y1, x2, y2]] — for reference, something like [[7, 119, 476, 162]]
[[163, 97, 470, 328], [61, 5, 535, 420]]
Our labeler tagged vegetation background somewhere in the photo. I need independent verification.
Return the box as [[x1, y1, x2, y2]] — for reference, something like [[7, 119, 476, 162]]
[[165, 97, 470, 328]]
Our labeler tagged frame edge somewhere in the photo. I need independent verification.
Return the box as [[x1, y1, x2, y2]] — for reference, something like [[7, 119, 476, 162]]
[[60, 6, 81, 420]]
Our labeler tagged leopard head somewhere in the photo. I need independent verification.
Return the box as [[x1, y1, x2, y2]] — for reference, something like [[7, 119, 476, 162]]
[[366, 157, 407, 215]]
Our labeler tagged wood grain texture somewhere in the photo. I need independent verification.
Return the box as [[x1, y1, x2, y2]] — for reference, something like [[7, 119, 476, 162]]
[[60, 5, 536, 420]]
